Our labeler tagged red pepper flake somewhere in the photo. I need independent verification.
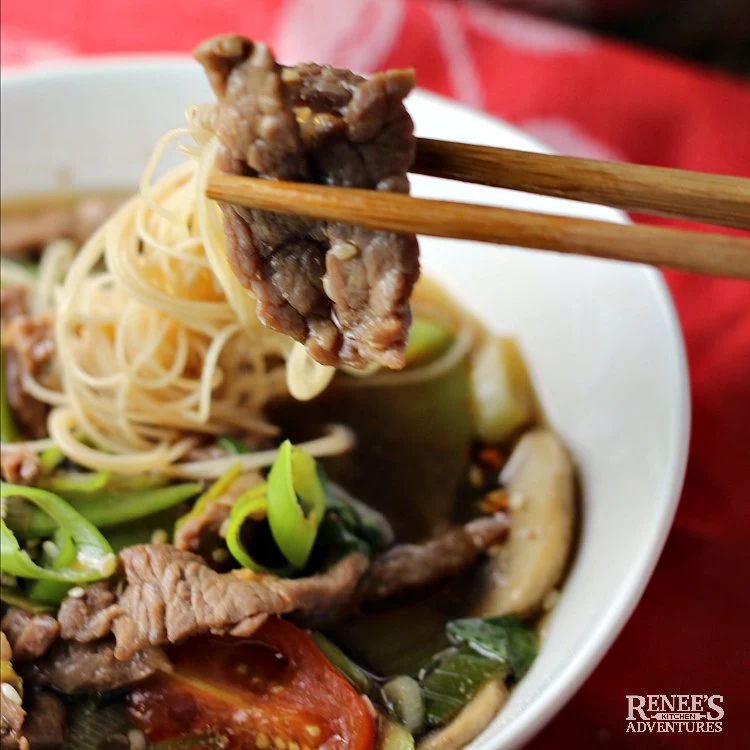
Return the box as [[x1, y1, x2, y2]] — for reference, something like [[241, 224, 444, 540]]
[[477, 447, 505, 471]]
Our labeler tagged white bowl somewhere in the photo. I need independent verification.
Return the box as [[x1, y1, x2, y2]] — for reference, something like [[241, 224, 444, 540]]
[[0, 60, 690, 749]]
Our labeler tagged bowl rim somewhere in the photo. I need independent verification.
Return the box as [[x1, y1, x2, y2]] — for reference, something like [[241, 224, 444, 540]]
[[0, 57, 691, 749]]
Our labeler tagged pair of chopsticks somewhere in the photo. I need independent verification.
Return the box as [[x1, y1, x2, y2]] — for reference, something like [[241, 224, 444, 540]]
[[206, 138, 750, 279]]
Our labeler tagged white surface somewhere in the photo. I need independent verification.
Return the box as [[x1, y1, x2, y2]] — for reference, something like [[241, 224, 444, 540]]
[[1, 60, 690, 750]]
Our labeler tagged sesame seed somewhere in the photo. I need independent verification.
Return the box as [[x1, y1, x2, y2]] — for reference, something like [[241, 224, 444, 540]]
[[330, 241, 358, 261], [256, 734, 270, 749], [212, 548, 230, 563], [251, 676, 264, 686], [42, 540, 60, 559], [128, 729, 147, 750], [305, 726, 321, 739], [68, 586, 85, 599], [274, 737, 286, 749], [1, 684, 22, 705], [270, 684, 284, 694], [236, 664, 248, 675], [150, 529, 168, 544], [288, 744, 299, 750], [509, 491, 526, 511]]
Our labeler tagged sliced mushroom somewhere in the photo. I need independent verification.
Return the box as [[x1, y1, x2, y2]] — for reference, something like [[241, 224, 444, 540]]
[[473, 428, 575, 617], [418, 680, 508, 750]]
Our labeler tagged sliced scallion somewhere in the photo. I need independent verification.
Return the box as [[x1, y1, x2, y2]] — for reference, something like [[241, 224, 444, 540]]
[[0, 483, 114, 584], [267, 441, 327, 570]]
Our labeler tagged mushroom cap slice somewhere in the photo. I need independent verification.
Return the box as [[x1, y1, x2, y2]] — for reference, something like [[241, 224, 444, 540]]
[[417, 680, 508, 750], [474, 428, 575, 618]]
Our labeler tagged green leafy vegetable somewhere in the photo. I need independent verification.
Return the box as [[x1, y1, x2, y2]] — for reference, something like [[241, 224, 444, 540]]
[[21, 483, 201, 536], [217, 436, 249, 455], [0, 483, 114, 583], [445, 616, 538, 680], [0, 347, 20, 444], [420, 648, 505, 728], [267, 440, 326, 569], [316, 483, 391, 561]]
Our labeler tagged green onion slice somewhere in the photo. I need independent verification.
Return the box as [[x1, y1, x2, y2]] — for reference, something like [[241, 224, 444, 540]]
[[0, 347, 20, 444], [175, 464, 242, 532], [40, 470, 111, 494], [267, 441, 327, 570], [38, 445, 65, 474], [29, 527, 77, 603], [0, 483, 114, 583], [22, 483, 201, 536], [225, 484, 292, 576], [217, 437, 249, 455]]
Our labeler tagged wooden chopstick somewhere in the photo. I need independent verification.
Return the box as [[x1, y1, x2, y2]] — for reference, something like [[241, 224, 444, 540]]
[[413, 138, 750, 231], [207, 174, 750, 280]]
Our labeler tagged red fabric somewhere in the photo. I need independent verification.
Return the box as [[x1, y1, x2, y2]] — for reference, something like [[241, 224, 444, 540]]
[[1, 0, 749, 746]]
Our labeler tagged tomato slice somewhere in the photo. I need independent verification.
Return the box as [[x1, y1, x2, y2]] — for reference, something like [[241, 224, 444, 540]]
[[128, 618, 375, 750]]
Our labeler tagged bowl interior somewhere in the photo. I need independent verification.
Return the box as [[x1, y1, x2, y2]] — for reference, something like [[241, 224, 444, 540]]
[[0, 60, 689, 750]]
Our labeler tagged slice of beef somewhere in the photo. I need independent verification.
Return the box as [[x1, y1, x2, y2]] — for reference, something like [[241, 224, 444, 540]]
[[58, 545, 368, 660], [0, 288, 27, 323], [13, 693, 64, 750], [194, 35, 419, 370], [0, 450, 40, 486], [0, 197, 122, 256], [173, 470, 263, 553], [58, 515, 507, 658], [359, 514, 509, 603], [0, 697, 25, 750], [21, 640, 171, 695], [0, 610, 59, 662], [54, 584, 117, 645], [2, 316, 54, 439]]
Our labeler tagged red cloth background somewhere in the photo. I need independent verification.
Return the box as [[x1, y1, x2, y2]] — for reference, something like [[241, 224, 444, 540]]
[[2, 1, 749, 747]]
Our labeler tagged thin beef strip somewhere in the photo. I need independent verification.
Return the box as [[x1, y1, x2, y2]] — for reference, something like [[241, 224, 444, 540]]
[[58, 545, 369, 660], [194, 35, 420, 369], [2, 316, 54, 440], [9, 693, 64, 750], [21, 640, 171, 695], [359, 515, 510, 602], [58, 514, 507, 659], [0, 610, 59, 663]]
